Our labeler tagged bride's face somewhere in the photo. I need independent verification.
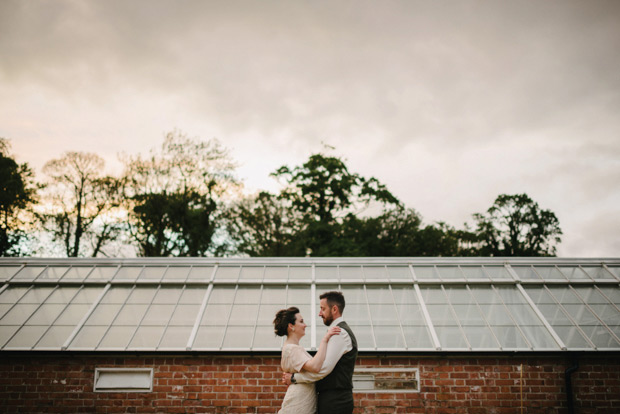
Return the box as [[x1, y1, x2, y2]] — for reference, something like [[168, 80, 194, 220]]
[[292, 313, 307, 337]]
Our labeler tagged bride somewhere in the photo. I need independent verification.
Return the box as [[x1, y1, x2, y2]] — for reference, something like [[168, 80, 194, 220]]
[[273, 307, 341, 414]]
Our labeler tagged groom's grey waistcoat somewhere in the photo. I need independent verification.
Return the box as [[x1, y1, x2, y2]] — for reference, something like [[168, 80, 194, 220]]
[[316, 321, 358, 392]]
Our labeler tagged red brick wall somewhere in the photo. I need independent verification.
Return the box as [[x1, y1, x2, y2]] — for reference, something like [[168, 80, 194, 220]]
[[0, 354, 618, 414]]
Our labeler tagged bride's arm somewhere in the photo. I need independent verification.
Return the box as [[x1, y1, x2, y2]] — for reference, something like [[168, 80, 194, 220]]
[[300, 326, 341, 373]]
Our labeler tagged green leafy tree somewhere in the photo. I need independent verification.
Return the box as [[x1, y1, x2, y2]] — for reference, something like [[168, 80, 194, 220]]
[[473, 193, 562, 256], [38, 152, 124, 257], [0, 139, 37, 256], [123, 131, 236, 257]]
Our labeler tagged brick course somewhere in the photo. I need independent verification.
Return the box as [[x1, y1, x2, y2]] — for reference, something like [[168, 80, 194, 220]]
[[0, 354, 618, 413]]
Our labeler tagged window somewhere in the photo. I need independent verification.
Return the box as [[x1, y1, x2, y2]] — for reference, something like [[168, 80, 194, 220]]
[[94, 368, 153, 392]]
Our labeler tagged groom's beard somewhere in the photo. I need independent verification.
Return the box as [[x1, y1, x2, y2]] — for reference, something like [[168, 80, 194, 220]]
[[322, 314, 334, 326]]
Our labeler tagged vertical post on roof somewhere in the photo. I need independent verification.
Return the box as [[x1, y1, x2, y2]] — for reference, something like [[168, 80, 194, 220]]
[[187, 283, 214, 350], [311, 262, 316, 350], [414, 283, 441, 350], [516, 283, 566, 350], [62, 282, 111, 350]]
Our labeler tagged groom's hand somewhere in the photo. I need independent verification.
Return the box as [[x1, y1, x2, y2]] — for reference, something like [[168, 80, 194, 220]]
[[282, 372, 292, 385]]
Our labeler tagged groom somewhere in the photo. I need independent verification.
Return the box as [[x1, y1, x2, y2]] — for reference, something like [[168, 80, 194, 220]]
[[282, 291, 358, 414]]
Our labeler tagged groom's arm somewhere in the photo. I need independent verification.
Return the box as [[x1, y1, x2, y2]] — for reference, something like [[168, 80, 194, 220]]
[[292, 329, 352, 383]]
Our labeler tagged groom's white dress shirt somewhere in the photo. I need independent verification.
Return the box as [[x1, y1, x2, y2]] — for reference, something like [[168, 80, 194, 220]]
[[294, 317, 353, 383]]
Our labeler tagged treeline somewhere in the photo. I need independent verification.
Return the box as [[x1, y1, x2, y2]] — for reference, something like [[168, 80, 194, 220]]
[[0, 133, 562, 258]]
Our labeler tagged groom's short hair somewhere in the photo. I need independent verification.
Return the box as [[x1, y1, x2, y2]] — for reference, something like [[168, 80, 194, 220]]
[[320, 291, 345, 314]]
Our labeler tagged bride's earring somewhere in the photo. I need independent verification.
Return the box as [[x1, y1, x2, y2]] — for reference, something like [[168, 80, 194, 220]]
[[292, 328, 295, 332]]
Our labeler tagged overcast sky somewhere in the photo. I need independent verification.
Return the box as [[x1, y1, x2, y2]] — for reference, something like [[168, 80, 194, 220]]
[[1, 0, 619, 257]]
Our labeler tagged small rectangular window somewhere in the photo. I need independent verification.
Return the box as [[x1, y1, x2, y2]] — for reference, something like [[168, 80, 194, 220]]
[[94, 368, 153, 392], [353, 367, 419, 393]]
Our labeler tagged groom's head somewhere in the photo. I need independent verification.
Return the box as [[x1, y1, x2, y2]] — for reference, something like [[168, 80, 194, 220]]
[[319, 291, 345, 326]]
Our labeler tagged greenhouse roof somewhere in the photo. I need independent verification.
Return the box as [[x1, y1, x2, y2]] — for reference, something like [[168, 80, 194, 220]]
[[0, 257, 619, 353]]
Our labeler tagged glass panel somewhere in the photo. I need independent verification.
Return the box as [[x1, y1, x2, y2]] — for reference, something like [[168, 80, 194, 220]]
[[86, 304, 122, 325], [436, 266, 463, 280], [315, 266, 338, 281], [553, 326, 592, 348], [386, 266, 412, 280], [495, 287, 527, 304], [426, 305, 458, 325], [36, 326, 74, 348], [37, 266, 70, 281], [87, 266, 118, 281], [187, 266, 214, 280], [435, 326, 468, 348], [152, 287, 183, 304], [391, 286, 417, 305], [239, 266, 264, 280], [463, 326, 499, 348], [511, 266, 541, 280], [534, 266, 566, 280], [368, 304, 398, 324], [169, 304, 200, 325], [264, 267, 288, 280], [478, 304, 515, 325], [572, 287, 610, 304], [339, 266, 363, 280], [588, 304, 620, 325], [597, 287, 620, 303], [492, 326, 529, 348], [128, 326, 165, 348], [581, 266, 615, 280], [397, 305, 426, 324], [141, 304, 176, 325], [460, 267, 487, 280], [288, 267, 311, 280], [558, 266, 591, 281], [287, 287, 310, 305], [484, 266, 512, 279], [234, 287, 262, 303], [452, 304, 486, 325], [547, 287, 582, 304], [163, 267, 190, 281], [0, 287, 29, 303], [69, 326, 107, 349], [12, 266, 46, 280], [5, 326, 47, 348], [138, 267, 167, 281], [252, 325, 282, 348], [261, 287, 287, 304], [519, 325, 558, 349], [579, 326, 620, 348], [373, 326, 406, 348], [444, 287, 474, 304], [55, 304, 90, 325], [45, 288, 79, 303], [0, 266, 21, 281], [0, 304, 10, 319], [0, 326, 20, 347], [71, 287, 104, 303], [19, 288, 55, 303], [222, 326, 253, 348], [605, 266, 620, 279], [257, 305, 282, 325], [420, 287, 445, 304], [113, 267, 143, 281], [159, 326, 192, 348], [114, 304, 149, 325], [179, 287, 207, 304], [0, 304, 39, 324], [348, 325, 374, 348], [363, 266, 387, 279], [563, 305, 600, 325], [215, 266, 240, 280], [26, 304, 65, 325], [536, 304, 573, 325], [100, 287, 132, 304], [207, 287, 236, 304], [126, 288, 157, 304], [193, 326, 225, 348], [365, 287, 393, 304], [202, 304, 232, 325], [99, 326, 136, 348], [228, 305, 259, 325], [60, 267, 92, 281], [412, 266, 438, 279], [402, 325, 433, 348], [505, 305, 543, 325]]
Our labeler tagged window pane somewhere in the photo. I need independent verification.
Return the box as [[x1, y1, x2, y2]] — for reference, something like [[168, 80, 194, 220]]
[[264, 267, 288, 280], [60, 267, 91, 281], [444, 287, 474, 304], [452, 304, 486, 325], [339, 266, 363, 280], [129, 326, 165, 348], [169, 305, 200, 325], [234, 287, 262, 304], [579, 326, 619, 348], [0, 304, 39, 324], [152, 287, 183, 304], [340, 286, 366, 304], [534, 266, 565, 280], [287, 287, 310, 305], [344, 304, 369, 325], [86, 304, 122, 325], [412, 267, 438, 279], [288, 267, 311, 280], [55, 304, 91, 325], [460, 267, 487, 280], [239, 266, 264, 280], [163, 267, 190, 281], [369, 304, 398, 324], [141, 304, 175, 325], [581, 266, 615, 280], [426, 305, 457, 325], [202, 304, 231, 325], [160, 326, 192, 348], [492, 326, 529, 348], [138, 267, 167, 281], [554, 326, 592, 348], [37, 267, 70, 281], [113, 267, 143, 281], [36, 326, 74, 348], [391, 287, 418, 305], [126, 288, 157, 304], [101, 287, 132, 304], [215, 266, 240, 280], [46, 288, 79, 304], [193, 326, 225, 348], [87, 267, 118, 281], [397, 305, 426, 324], [222, 326, 253, 348], [0, 287, 29, 303], [69, 326, 107, 349], [420, 287, 445, 304], [0, 266, 21, 281], [349, 325, 374, 348], [179, 287, 207, 304], [261, 287, 287, 304], [387, 266, 412, 280], [252, 325, 282, 348], [187, 266, 214, 280], [519, 325, 558, 349], [99, 326, 136, 348], [13, 267, 46, 281], [365, 287, 393, 304], [0, 326, 20, 347], [402, 326, 433, 348], [71, 287, 104, 303], [363, 266, 387, 279], [5, 326, 47, 348], [484, 266, 512, 279], [436, 266, 463, 279], [257, 305, 282, 325], [512, 266, 541, 280], [374, 326, 405, 348], [505, 304, 543, 325], [435, 326, 468, 348], [228, 305, 259, 325], [114, 304, 149, 325], [26, 304, 65, 325], [478, 304, 514, 325], [315, 266, 338, 281], [463, 326, 499, 348], [19, 288, 54, 303]]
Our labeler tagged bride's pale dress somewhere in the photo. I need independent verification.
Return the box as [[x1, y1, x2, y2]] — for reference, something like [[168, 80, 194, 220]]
[[278, 344, 316, 414]]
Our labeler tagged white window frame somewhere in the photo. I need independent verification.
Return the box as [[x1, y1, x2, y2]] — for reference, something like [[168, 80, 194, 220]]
[[94, 368, 154, 393]]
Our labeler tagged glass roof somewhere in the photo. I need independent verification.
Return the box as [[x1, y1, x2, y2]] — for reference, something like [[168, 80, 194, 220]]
[[0, 258, 618, 352]]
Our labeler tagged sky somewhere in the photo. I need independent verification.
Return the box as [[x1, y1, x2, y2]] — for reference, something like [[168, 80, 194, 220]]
[[1, 0, 619, 257]]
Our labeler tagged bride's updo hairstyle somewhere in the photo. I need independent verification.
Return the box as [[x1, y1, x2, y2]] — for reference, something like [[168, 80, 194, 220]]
[[273, 307, 300, 337]]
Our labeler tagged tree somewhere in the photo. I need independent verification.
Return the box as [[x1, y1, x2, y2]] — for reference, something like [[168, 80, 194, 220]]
[[123, 131, 237, 257], [473, 193, 562, 256], [0, 139, 37, 256], [38, 152, 124, 257]]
